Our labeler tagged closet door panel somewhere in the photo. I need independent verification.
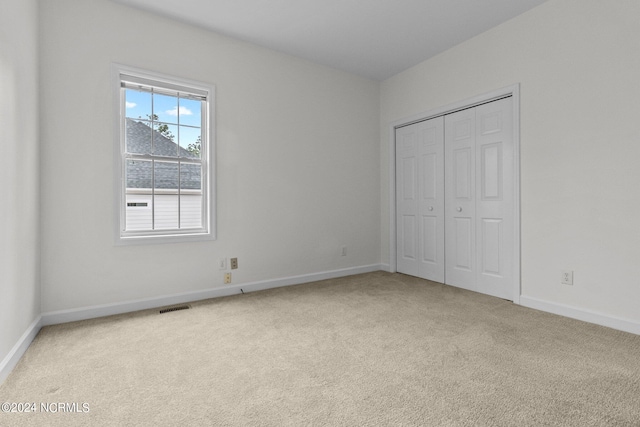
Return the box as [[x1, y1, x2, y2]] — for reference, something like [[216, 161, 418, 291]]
[[396, 116, 444, 283], [396, 126, 420, 277], [418, 117, 445, 282], [445, 108, 476, 290], [475, 97, 514, 299]]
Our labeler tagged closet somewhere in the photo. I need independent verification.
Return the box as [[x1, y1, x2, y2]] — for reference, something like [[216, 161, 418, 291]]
[[396, 96, 515, 300]]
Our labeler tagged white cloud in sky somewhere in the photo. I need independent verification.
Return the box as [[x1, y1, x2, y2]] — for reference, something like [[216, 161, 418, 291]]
[[166, 106, 193, 116], [125, 101, 137, 108]]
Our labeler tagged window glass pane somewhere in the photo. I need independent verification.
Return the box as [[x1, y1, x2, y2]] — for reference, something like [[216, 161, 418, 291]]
[[180, 163, 202, 229], [180, 194, 202, 229], [125, 196, 152, 231], [125, 118, 152, 155], [153, 93, 178, 125], [180, 163, 201, 191], [179, 126, 201, 159], [125, 89, 151, 120], [125, 159, 152, 231], [126, 159, 152, 190], [154, 161, 179, 190], [154, 161, 179, 230], [154, 194, 179, 230], [152, 123, 179, 157], [178, 97, 201, 127], [179, 163, 202, 229]]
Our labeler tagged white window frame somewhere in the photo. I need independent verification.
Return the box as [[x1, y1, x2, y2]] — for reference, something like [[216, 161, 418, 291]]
[[113, 64, 216, 245]]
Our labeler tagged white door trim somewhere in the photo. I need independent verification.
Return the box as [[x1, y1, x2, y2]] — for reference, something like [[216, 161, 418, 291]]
[[388, 84, 521, 304]]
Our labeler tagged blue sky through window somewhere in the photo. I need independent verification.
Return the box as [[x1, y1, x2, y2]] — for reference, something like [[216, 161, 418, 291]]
[[125, 89, 201, 154]]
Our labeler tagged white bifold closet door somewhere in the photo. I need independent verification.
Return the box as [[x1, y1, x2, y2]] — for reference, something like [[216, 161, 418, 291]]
[[396, 96, 514, 300], [445, 97, 514, 299], [395, 116, 445, 283]]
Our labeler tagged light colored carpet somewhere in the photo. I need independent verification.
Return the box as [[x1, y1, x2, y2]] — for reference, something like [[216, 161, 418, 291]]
[[1, 272, 640, 426]]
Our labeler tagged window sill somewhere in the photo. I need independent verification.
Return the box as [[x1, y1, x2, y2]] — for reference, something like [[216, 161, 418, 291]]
[[116, 231, 216, 246]]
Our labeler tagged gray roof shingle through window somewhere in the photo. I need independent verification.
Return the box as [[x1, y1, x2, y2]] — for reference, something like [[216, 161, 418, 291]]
[[125, 118, 201, 190]]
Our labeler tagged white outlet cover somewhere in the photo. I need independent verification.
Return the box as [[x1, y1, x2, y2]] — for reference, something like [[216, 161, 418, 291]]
[[561, 270, 573, 285]]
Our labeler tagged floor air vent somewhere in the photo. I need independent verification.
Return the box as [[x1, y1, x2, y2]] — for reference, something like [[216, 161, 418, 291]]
[[159, 304, 191, 314]]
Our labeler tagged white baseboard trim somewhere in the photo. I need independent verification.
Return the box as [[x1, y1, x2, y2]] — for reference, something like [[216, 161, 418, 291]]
[[519, 296, 640, 336], [41, 264, 384, 326], [0, 316, 42, 385]]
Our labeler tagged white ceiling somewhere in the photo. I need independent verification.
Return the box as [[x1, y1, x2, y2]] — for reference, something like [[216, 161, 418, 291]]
[[112, 0, 547, 81]]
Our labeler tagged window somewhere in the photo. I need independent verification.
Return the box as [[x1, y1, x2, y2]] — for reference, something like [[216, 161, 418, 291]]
[[114, 65, 215, 244]]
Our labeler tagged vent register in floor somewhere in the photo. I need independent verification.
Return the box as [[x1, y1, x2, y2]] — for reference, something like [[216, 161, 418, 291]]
[[158, 305, 191, 314]]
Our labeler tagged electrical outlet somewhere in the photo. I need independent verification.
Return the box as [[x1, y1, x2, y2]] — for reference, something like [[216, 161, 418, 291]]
[[341, 246, 347, 257], [224, 273, 232, 284], [230, 257, 238, 270], [219, 258, 227, 270], [561, 270, 573, 285]]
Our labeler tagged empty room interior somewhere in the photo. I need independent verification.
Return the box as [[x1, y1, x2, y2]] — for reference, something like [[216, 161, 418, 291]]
[[2, 0, 640, 425]]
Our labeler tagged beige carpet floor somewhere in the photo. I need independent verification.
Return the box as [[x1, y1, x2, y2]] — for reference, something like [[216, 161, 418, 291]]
[[1, 272, 640, 426]]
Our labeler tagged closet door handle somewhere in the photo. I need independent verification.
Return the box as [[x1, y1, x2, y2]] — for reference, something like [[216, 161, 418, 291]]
[[456, 207, 462, 212], [428, 206, 434, 211]]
